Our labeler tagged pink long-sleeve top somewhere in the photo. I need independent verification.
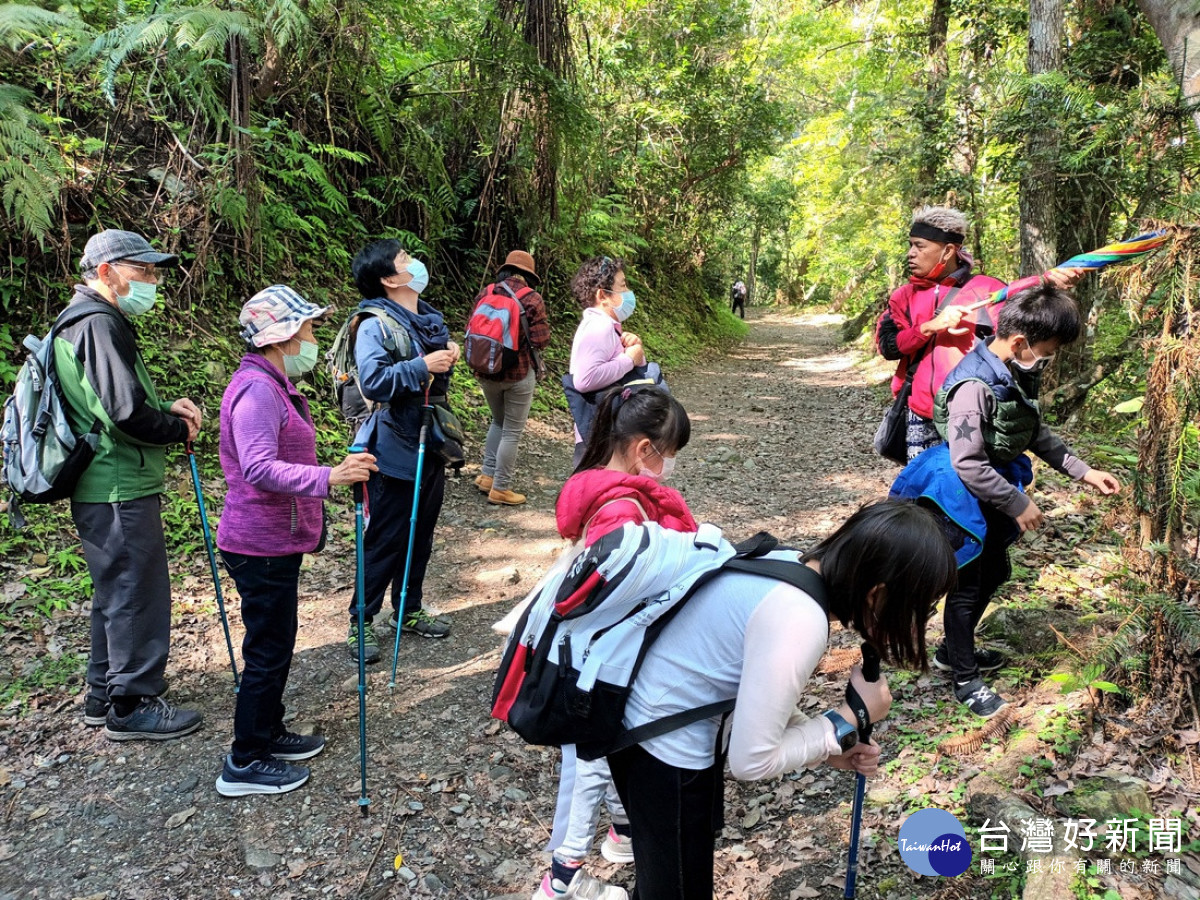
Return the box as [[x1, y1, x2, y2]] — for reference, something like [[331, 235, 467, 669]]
[[216, 354, 331, 557]]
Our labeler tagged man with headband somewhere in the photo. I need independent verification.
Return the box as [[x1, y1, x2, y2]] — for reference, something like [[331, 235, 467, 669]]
[[876, 206, 1079, 461]]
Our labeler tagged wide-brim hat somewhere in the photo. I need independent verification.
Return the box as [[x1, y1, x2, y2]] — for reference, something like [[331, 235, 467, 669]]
[[239, 285, 329, 348], [80, 229, 179, 270], [502, 250, 540, 286]]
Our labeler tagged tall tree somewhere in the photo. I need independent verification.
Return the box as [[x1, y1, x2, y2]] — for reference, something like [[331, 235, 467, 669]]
[[915, 0, 952, 202], [1135, 0, 1200, 135], [1018, 0, 1063, 275]]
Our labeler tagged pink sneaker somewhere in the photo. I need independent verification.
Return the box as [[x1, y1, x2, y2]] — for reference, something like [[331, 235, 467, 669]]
[[600, 826, 635, 865]]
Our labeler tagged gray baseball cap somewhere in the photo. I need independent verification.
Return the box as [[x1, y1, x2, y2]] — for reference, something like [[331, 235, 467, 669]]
[[80, 230, 179, 271]]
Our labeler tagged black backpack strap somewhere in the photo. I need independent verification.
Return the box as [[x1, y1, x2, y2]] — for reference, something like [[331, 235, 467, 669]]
[[603, 699, 736, 756], [732, 531, 780, 558], [721, 557, 828, 612]]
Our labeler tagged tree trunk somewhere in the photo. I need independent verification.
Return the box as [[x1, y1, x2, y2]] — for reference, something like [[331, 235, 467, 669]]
[[914, 0, 951, 202], [1019, 0, 1063, 275], [747, 220, 763, 306], [1135, 0, 1200, 135]]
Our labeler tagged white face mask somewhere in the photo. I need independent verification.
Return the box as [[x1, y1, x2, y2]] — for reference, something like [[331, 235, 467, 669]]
[[638, 445, 675, 481], [1012, 343, 1054, 373]]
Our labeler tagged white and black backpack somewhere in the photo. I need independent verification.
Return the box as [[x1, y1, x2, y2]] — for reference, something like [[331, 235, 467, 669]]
[[490, 522, 827, 760]]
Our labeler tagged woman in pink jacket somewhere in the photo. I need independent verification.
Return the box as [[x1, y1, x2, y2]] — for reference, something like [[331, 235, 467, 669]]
[[566, 256, 648, 466], [533, 386, 696, 900]]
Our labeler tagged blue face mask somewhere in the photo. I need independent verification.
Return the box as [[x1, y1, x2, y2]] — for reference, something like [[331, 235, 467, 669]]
[[404, 259, 429, 295], [117, 280, 158, 316], [614, 290, 636, 322]]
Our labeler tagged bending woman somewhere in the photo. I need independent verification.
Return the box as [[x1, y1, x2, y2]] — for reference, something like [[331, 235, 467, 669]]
[[606, 500, 958, 899]]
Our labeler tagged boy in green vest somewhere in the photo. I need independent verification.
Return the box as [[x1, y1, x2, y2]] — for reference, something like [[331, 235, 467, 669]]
[[891, 286, 1120, 716]]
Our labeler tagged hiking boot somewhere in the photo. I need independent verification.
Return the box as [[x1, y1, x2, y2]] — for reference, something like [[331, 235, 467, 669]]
[[347, 621, 381, 663], [388, 610, 450, 631], [104, 695, 203, 741], [215, 756, 310, 797], [532, 870, 628, 900], [268, 729, 326, 761], [83, 695, 109, 727], [475, 474, 494, 493], [954, 679, 1008, 718], [488, 488, 526, 506], [932, 644, 1006, 675], [402, 609, 451, 638], [600, 826, 635, 865]]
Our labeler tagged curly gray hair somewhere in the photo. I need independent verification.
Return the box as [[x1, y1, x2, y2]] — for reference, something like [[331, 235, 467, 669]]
[[911, 206, 967, 241]]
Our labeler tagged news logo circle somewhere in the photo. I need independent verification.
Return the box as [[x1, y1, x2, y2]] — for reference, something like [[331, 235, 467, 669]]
[[898, 808, 972, 877]]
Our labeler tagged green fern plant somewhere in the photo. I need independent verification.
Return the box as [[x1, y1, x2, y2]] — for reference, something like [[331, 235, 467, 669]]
[[0, 84, 67, 241]]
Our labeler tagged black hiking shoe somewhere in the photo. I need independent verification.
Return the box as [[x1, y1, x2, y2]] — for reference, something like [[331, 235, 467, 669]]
[[954, 679, 1008, 718], [83, 695, 110, 727], [215, 756, 309, 797], [268, 729, 326, 761], [400, 609, 451, 638], [347, 621, 381, 663], [932, 644, 1006, 675], [104, 695, 203, 741]]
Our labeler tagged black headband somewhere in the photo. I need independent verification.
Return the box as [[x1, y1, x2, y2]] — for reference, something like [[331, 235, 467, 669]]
[[910, 222, 965, 245]]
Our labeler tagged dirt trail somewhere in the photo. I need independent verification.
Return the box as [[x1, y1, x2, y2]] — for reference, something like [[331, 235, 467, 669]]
[[0, 311, 957, 900]]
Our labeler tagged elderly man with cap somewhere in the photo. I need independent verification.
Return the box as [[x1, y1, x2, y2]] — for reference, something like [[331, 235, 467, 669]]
[[471, 249, 551, 507], [55, 229, 203, 739], [214, 286, 376, 795]]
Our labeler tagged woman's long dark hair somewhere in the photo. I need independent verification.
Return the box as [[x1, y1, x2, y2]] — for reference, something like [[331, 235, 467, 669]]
[[575, 386, 691, 474], [802, 500, 958, 669]]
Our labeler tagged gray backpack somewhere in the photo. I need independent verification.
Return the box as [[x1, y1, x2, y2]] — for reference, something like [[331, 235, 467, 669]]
[[326, 303, 412, 427], [1, 307, 101, 527]]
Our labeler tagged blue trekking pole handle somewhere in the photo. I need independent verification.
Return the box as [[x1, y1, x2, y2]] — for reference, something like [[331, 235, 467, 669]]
[[186, 441, 240, 691], [388, 405, 433, 688], [349, 444, 371, 817], [844, 643, 880, 899]]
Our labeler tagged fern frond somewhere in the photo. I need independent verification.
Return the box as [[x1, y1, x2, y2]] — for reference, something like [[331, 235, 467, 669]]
[[0, 3, 80, 51]]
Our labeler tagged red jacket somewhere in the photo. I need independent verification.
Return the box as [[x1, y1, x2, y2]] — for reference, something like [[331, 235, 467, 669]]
[[556, 468, 697, 546], [886, 273, 1006, 420]]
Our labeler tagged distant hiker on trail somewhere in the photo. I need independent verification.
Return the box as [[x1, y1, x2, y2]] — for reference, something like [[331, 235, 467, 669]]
[[875, 205, 1084, 462], [890, 286, 1120, 718], [730, 279, 747, 318], [564, 256, 656, 467], [521, 385, 696, 900], [213, 286, 377, 797], [466, 250, 551, 507], [604, 501, 957, 900], [56, 229, 204, 740], [344, 240, 460, 659]]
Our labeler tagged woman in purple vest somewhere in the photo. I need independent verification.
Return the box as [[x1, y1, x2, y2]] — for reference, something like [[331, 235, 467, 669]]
[[215, 285, 377, 797]]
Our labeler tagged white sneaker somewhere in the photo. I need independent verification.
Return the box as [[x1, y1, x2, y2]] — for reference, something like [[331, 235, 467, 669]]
[[600, 826, 635, 865], [532, 870, 628, 900]]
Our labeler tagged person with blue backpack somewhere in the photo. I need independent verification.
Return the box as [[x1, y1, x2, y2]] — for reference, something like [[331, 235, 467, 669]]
[[52, 230, 204, 739], [343, 239, 461, 659], [465, 250, 551, 507]]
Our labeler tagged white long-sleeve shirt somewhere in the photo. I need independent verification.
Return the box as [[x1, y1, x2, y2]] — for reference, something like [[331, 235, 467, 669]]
[[623, 555, 843, 776]]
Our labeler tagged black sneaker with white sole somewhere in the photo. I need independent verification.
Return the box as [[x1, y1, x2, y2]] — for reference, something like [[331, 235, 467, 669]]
[[932, 644, 1006, 674], [267, 730, 326, 761], [104, 695, 203, 741], [215, 756, 310, 797], [83, 695, 110, 727], [954, 679, 1008, 718]]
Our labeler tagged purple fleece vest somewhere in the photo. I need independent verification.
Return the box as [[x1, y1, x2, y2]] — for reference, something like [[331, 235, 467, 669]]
[[216, 355, 325, 556]]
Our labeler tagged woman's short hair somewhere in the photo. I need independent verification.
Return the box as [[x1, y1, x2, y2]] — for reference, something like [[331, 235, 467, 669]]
[[996, 284, 1081, 345], [803, 500, 958, 669], [570, 256, 626, 309], [911, 206, 968, 242], [352, 239, 412, 299]]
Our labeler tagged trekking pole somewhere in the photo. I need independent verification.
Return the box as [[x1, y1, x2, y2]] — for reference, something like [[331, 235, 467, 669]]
[[844, 643, 880, 899], [388, 386, 434, 689], [185, 441, 240, 692], [350, 443, 371, 817]]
